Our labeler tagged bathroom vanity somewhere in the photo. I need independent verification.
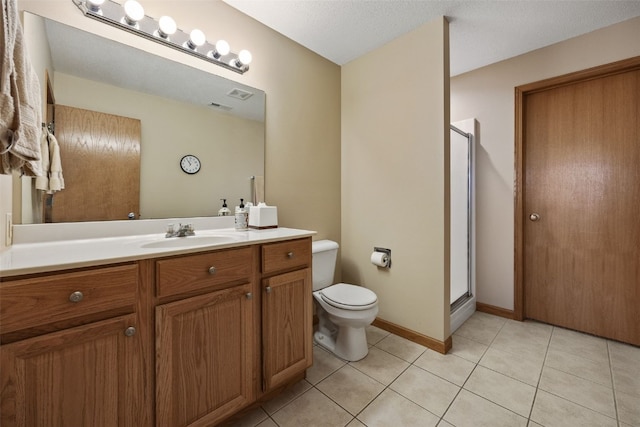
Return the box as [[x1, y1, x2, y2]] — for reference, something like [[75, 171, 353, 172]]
[[0, 226, 314, 426]]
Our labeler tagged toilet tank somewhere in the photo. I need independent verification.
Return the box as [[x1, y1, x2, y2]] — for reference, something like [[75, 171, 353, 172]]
[[311, 240, 339, 291]]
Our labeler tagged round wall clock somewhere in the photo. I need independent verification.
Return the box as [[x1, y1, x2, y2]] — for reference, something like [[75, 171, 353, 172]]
[[180, 155, 201, 174]]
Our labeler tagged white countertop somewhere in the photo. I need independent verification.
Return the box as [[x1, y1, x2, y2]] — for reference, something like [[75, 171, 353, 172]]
[[0, 226, 316, 278]]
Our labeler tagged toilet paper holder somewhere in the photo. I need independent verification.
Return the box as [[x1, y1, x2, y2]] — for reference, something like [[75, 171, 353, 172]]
[[373, 247, 392, 268]]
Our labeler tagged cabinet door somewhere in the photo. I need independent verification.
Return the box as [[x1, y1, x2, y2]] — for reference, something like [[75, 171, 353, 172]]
[[0, 314, 143, 427], [156, 283, 255, 427], [262, 268, 312, 391]]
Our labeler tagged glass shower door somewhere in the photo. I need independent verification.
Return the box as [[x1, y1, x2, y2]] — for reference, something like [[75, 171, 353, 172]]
[[450, 125, 472, 307]]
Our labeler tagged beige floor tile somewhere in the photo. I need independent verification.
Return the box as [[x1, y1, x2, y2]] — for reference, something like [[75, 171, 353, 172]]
[[375, 333, 427, 362], [490, 324, 548, 362], [346, 419, 367, 427], [256, 418, 277, 427], [549, 327, 609, 363], [349, 346, 409, 385], [261, 380, 312, 415], [437, 420, 456, 427], [389, 365, 460, 417], [544, 348, 612, 387], [453, 312, 505, 345], [305, 345, 346, 385], [450, 334, 489, 363], [464, 365, 536, 417], [443, 389, 527, 427], [616, 389, 640, 426], [223, 406, 268, 427], [357, 388, 440, 427], [316, 364, 385, 415], [413, 349, 475, 386], [530, 390, 617, 427], [502, 319, 553, 344], [365, 325, 390, 345], [270, 388, 353, 427], [608, 340, 640, 371], [612, 365, 640, 397], [538, 366, 616, 418], [479, 347, 543, 386], [528, 422, 544, 427]]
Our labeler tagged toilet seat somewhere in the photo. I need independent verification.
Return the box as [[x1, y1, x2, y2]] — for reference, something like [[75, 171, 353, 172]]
[[319, 283, 378, 311]]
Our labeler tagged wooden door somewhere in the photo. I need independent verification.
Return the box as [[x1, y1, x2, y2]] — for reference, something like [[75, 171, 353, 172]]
[[262, 268, 312, 391], [51, 105, 141, 222], [0, 314, 142, 427], [155, 284, 255, 427], [517, 59, 640, 345]]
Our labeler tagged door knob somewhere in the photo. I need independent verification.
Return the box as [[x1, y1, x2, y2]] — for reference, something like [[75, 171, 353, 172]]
[[529, 213, 540, 222]]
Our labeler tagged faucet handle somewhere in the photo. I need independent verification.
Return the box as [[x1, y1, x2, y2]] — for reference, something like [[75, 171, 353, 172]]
[[165, 223, 176, 237]]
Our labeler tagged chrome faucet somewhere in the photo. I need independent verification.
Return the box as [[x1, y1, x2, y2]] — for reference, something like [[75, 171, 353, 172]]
[[166, 223, 195, 238]]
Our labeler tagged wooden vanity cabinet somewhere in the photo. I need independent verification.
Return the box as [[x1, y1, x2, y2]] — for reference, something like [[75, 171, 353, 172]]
[[260, 238, 313, 392], [154, 247, 257, 427], [0, 264, 147, 427], [0, 236, 313, 427]]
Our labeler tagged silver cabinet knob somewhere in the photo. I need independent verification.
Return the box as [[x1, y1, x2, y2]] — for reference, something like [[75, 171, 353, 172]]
[[265, 286, 272, 294], [287, 252, 294, 258], [69, 291, 84, 303], [128, 212, 135, 219], [124, 326, 136, 337], [208, 266, 216, 275], [529, 213, 541, 222], [246, 292, 253, 300]]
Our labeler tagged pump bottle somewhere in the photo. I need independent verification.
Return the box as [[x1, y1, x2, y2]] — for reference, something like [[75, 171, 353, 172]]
[[235, 198, 248, 230]]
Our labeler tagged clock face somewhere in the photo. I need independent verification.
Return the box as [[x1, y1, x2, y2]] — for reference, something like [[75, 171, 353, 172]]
[[180, 155, 201, 174]]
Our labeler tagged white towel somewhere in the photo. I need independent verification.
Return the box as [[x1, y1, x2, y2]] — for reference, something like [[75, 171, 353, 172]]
[[35, 129, 64, 193], [0, 0, 42, 176]]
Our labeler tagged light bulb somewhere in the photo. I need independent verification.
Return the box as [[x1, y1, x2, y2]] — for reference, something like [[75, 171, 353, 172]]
[[86, 0, 105, 12], [187, 29, 206, 49], [238, 50, 252, 65], [123, 0, 144, 25], [208, 40, 230, 59], [157, 15, 177, 38]]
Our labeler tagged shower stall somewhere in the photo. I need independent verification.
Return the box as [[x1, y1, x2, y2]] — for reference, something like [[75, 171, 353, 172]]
[[450, 120, 476, 332]]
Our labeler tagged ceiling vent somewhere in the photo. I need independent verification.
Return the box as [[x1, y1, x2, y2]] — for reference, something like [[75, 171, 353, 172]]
[[227, 88, 254, 101], [209, 102, 233, 111]]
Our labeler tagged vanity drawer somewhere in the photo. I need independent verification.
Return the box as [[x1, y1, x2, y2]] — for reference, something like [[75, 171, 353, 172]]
[[156, 246, 254, 298], [0, 264, 138, 337], [262, 238, 311, 275]]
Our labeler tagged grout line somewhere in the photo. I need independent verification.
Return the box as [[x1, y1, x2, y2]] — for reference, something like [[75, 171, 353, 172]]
[[606, 340, 621, 427], [525, 324, 554, 423]]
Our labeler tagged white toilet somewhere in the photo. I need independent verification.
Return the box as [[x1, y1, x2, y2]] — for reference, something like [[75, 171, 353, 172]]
[[312, 240, 379, 361]]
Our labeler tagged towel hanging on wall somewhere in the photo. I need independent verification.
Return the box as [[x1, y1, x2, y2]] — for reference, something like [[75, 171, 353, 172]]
[[35, 127, 64, 193], [0, 0, 42, 176]]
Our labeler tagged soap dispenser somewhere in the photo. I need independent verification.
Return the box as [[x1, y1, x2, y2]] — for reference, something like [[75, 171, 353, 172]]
[[218, 199, 231, 216], [234, 198, 248, 231]]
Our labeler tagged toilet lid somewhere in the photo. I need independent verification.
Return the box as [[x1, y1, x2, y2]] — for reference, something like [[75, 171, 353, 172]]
[[320, 283, 377, 310]]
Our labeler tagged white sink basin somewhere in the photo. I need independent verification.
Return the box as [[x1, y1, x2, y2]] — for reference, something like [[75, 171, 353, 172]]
[[140, 234, 243, 249]]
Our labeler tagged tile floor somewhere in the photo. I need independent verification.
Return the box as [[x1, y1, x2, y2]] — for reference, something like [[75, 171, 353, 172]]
[[230, 312, 640, 427]]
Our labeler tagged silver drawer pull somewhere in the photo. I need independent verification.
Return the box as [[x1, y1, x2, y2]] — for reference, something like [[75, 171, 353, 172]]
[[246, 292, 253, 300], [69, 291, 84, 303], [208, 266, 217, 275], [287, 252, 294, 258], [124, 326, 136, 337], [265, 286, 272, 294]]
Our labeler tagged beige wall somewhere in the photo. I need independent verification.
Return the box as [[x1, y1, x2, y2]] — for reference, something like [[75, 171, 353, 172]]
[[342, 18, 451, 341], [11, 0, 341, 244], [451, 16, 640, 310], [53, 72, 264, 219]]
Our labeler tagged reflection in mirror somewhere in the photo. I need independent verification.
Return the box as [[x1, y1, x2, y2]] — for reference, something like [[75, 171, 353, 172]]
[[20, 12, 265, 224]]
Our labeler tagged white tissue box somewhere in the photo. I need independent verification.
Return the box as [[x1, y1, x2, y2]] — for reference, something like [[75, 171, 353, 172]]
[[249, 203, 278, 229]]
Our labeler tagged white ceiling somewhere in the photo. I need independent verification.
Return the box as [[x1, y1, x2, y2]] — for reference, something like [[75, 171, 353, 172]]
[[222, 0, 640, 76]]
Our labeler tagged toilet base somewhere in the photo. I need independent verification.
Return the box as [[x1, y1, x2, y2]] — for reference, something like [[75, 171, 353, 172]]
[[314, 325, 369, 362]]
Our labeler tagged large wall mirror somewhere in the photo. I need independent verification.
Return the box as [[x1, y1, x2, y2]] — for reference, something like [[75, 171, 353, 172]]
[[19, 12, 265, 224]]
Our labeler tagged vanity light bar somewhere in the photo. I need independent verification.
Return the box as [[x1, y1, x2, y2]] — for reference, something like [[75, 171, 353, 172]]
[[72, 0, 252, 74]]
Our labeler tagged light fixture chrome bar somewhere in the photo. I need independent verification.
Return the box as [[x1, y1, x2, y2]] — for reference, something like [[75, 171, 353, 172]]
[[72, 0, 251, 74]]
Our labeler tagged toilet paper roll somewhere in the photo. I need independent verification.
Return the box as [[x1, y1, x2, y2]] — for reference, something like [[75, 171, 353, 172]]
[[371, 252, 389, 268]]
